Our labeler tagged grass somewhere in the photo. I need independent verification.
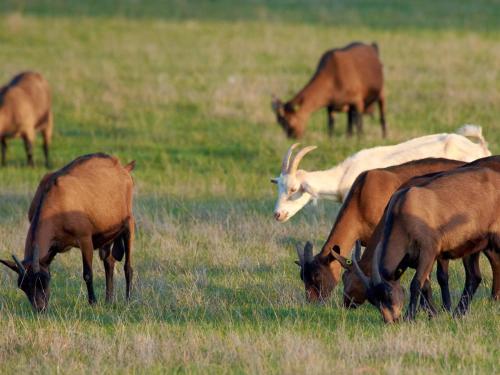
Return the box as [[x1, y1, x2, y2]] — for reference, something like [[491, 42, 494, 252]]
[[0, 1, 499, 373]]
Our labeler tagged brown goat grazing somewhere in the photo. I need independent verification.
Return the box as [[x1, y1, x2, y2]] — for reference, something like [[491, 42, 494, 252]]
[[0, 153, 135, 312], [296, 157, 466, 303], [0, 72, 53, 167], [272, 42, 385, 139], [336, 156, 500, 311], [352, 159, 500, 323]]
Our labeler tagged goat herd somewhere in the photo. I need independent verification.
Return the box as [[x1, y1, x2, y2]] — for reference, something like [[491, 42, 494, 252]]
[[0, 42, 498, 325]]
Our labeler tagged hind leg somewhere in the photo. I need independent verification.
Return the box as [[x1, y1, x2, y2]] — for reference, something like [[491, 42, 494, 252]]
[[22, 131, 35, 167], [353, 101, 364, 136], [124, 217, 135, 300], [100, 244, 115, 303], [436, 258, 452, 311], [41, 110, 53, 169], [347, 106, 356, 137], [483, 248, 500, 300], [378, 93, 387, 138], [1, 137, 6, 166], [454, 253, 482, 316], [326, 105, 335, 137]]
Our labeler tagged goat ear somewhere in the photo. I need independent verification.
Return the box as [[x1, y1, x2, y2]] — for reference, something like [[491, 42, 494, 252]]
[[0, 259, 20, 274], [270, 178, 279, 184], [301, 181, 318, 198]]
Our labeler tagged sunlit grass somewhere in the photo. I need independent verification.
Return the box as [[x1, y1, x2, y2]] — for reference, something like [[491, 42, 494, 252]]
[[0, 1, 499, 373]]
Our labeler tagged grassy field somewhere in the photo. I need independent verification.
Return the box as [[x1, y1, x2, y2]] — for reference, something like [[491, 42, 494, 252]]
[[0, 1, 499, 373]]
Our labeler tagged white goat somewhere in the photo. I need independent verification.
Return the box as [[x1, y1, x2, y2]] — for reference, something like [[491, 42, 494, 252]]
[[271, 125, 491, 222]]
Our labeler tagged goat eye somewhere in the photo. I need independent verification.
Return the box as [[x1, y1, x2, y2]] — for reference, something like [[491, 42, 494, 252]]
[[289, 187, 298, 194]]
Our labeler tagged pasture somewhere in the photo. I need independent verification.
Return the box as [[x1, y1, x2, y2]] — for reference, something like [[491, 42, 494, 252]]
[[0, 1, 499, 373]]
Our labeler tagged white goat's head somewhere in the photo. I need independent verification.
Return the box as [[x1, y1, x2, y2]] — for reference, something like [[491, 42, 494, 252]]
[[271, 143, 318, 222]]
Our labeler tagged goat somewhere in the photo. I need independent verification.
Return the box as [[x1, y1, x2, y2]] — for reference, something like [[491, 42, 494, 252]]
[[0, 72, 53, 167], [271, 42, 385, 138], [294, 157, 466, 303], [336, 157, 500, 309], [271, 125, 490, 222], [350, 158, 500, 323], [0, 153, 135, 312]]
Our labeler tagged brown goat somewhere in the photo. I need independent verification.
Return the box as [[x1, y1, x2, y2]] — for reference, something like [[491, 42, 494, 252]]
[[0, 153, 135, 312], [0, 72, 53, 167], [296, 157, 466, 303], [352, 157, 500, 323], [272, 42, 385, 139], [336, 157, 500, 310]]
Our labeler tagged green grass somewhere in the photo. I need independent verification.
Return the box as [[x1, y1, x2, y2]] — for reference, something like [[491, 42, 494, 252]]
[[0, 1, 499, 373]]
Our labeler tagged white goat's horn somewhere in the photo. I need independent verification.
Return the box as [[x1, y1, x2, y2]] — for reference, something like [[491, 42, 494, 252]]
[[281, 143, 300, 174], [288, 145, 317, 175]]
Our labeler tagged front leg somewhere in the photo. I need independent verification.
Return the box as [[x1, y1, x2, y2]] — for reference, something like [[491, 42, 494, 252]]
[[326, 105, 335, 137], [419, 277, 438, 318], [80, 236, 97, 305], [405, 256, 436, 321]]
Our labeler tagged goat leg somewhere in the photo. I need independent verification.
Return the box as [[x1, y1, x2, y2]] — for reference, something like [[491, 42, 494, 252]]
[[327, 105, 335, 137], [436, 258, 452, 312], [124, 217, 135, 301], [454, 253, 482, 317], [80, 237, 97, 305], [419, 278, 438, 318], [483, 248, 500, 300], [1, 137, 6, 166]]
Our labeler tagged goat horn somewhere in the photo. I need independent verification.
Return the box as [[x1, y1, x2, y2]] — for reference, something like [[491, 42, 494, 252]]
[[288, 146, 317, 175], [304, 241, 314, 263], [372, 242, 383, 285], [32, 244, 40, 273], [351, 240, 370, 289], [295, 243, 305, 265], [281, 143, 300, 174], [12, 254, 26, 276]]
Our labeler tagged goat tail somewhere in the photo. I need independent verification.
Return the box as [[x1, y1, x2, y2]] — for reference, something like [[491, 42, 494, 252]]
[[124, 160, 136, 172], [455, 124, 491, 155], [372, 42, 379, 55]]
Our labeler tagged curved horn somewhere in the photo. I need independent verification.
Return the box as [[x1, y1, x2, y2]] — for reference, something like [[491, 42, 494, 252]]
[[12, 254, 26, 276], [288, 146, 317, 175], [351, 241, 370, 288], [281, 143, 300, 174], [304, 241, 313, 263], [32, 245, 40, 273], [371, 242, 383, 285]]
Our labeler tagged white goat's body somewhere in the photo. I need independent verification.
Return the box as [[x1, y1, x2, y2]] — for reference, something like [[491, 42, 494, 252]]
[[336, 130, 490, 199], [272, 125, 490, 221]]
